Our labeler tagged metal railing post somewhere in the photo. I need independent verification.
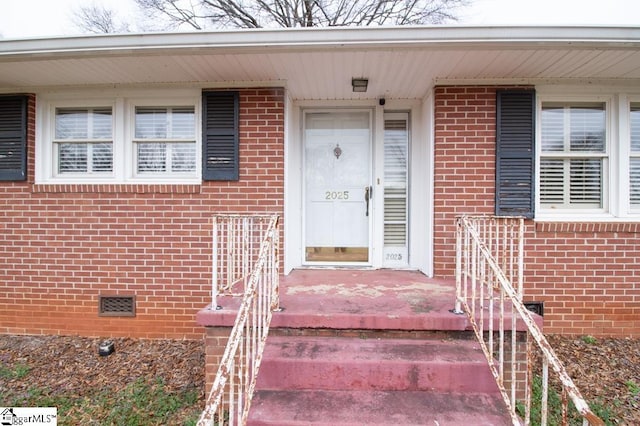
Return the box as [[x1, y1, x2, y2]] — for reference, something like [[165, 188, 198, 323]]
[[212, 216, 219, 310], [453, 217, 464, 314]]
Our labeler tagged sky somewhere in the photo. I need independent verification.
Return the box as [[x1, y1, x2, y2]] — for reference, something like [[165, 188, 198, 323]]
[[0, 0, 638, 39]]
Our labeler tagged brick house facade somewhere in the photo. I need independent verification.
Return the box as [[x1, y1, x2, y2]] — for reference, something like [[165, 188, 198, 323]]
[[434, 86, 640, 336], [0, 89, 285, 339], [1, 27, 639, 339]]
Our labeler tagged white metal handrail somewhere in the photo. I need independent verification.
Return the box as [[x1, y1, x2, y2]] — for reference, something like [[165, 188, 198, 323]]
[[211, 215, 276, 309], [198, 215, 280, 426], [455, 215, 604, 426]]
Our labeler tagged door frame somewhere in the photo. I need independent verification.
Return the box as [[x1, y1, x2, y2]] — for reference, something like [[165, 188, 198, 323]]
[[283, 97, 433, 275], [301, 107, 374, 266]]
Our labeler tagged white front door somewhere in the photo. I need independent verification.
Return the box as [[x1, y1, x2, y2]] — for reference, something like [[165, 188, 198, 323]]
[[304, 111, 372, 263]]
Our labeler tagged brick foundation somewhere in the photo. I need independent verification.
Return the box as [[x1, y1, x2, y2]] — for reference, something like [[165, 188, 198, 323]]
[[204, 326, 233, 390]]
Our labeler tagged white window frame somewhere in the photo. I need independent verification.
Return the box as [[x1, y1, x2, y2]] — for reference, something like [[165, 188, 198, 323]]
[[36, 89, 201, 184], [536, 93, 613, 220], [536, 96, 612, 215], [534, 88, 640, 221], [128, 99, 199, 180], [53, 106, 115, 177], [627, 97, 640, 214]]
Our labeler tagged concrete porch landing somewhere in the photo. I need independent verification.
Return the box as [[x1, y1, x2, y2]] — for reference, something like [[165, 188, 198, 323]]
[[197, 269, 468, 331]]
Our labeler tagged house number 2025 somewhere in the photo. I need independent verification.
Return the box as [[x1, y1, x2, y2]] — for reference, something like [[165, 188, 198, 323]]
[[325, 191, 349, 200]]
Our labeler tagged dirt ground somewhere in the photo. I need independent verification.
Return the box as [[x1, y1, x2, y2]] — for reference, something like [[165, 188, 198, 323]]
[[0, 334, 638, 424]]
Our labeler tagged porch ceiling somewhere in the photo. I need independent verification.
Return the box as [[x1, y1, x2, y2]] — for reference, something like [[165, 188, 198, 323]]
[[1, 26, 640, 99]]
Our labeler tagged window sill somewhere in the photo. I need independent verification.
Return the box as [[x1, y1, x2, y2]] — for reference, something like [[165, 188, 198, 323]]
[[534, 218, 640, 233], [32, 183, 202, 194]]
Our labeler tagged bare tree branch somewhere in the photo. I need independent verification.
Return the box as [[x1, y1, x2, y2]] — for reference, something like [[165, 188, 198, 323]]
[[72, 3, 130, 34], [135, 0, 205, 30], [149, 0, 469, 29], [77, 0, 470, 34]]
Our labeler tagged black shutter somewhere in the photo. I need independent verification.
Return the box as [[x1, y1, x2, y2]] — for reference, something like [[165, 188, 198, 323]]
[[496, 90, 535, 218], [202, 91, 239, 181], [0, 95, 28, 181]]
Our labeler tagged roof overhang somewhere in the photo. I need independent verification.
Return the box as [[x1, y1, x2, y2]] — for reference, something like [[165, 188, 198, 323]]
[[1, 25, 639, 99]]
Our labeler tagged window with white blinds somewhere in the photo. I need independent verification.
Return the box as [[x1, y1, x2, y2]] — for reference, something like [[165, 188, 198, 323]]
[[54, 108, 113, 174], [383, 113, 409, 265], [539, 102, 606, 210], [630, 103, 640, 208], [134, 107, 196, 174], [40, 92, 201, 183]]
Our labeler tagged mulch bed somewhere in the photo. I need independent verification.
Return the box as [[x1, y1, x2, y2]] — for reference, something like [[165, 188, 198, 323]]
[[0, 335, 205, 424], [543, 334, 640, 425]]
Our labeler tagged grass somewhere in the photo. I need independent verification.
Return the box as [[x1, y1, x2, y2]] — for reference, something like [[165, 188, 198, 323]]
[[626, 379, 640, 396], [2, 375, 201, 425], [98, 378, 200, 425], [0, 362, 30, 379], [516, 375, 617, 426]]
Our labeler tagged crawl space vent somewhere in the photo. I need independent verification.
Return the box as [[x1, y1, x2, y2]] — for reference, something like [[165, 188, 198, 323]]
[[99, 295, 136, 317], [524, 301, 544, 317]]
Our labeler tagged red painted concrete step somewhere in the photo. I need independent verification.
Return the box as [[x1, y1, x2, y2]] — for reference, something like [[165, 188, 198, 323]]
[[256, 335, 498, 393], [250, 335, 514, 425], [248, 389, 513, 426]]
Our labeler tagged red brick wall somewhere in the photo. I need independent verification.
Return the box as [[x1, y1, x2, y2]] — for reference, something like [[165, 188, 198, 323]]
[[0, 88, 285, 339], [529, 222, 640, 337], [434, 86, 640, 338], [433, 86, 498, 274], [204, 327, 232, 390]]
